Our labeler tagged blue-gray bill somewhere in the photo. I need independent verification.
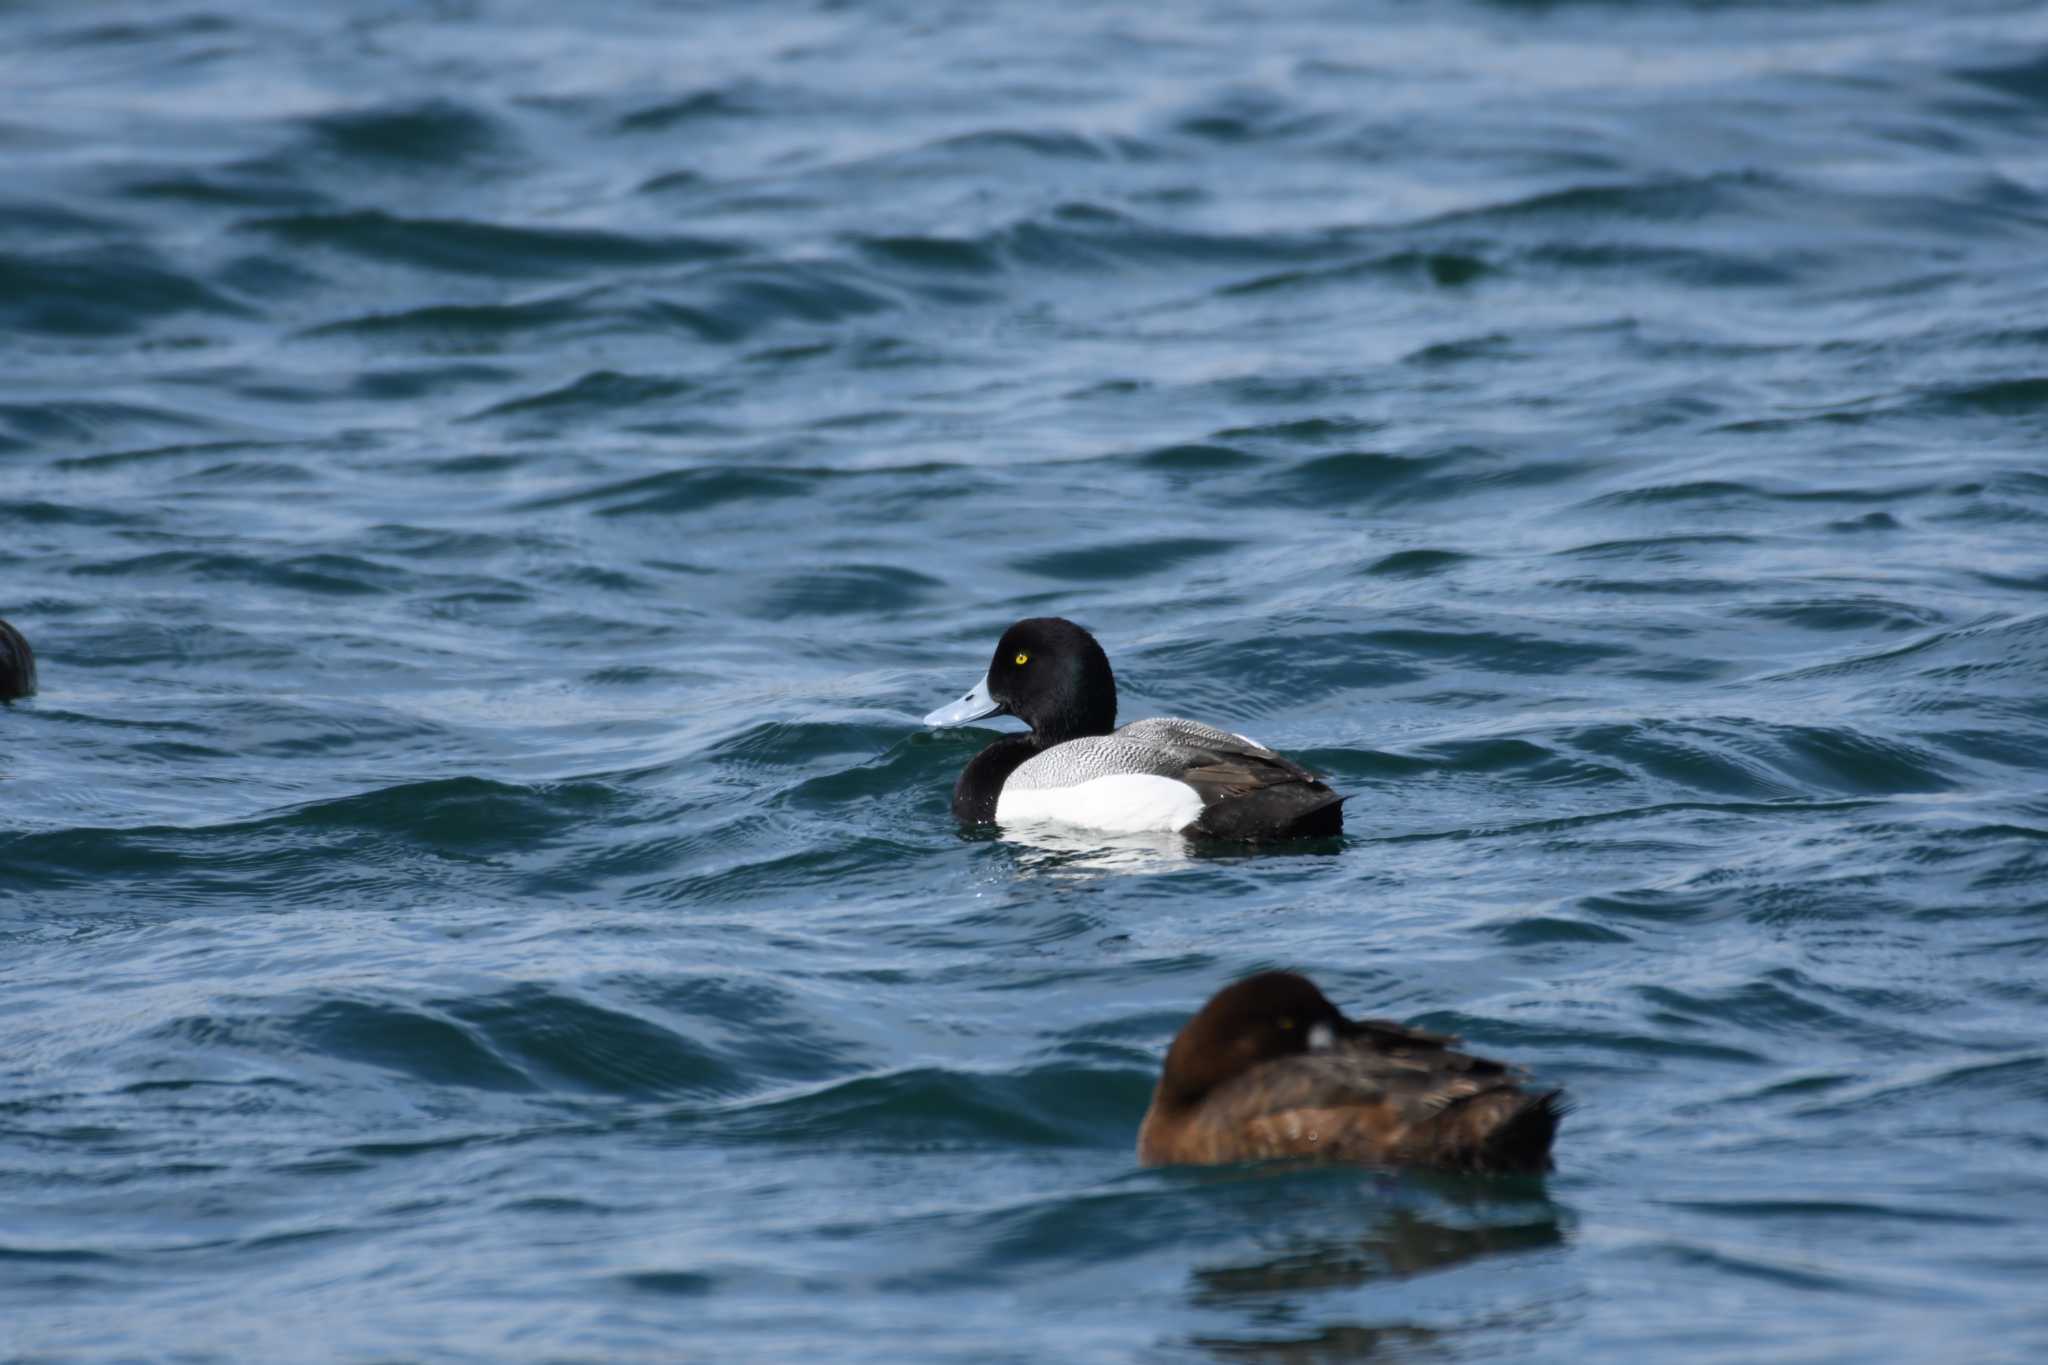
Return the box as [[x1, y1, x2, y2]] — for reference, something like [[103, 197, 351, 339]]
[[923, 674, 1001, 727]]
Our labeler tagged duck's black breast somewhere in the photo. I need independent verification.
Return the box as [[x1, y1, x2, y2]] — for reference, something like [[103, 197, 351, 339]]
[[950, 733, 1037, 824]]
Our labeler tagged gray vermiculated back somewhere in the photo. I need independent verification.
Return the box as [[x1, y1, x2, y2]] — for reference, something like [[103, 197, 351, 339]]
[[1006, 717, 1270, 790]]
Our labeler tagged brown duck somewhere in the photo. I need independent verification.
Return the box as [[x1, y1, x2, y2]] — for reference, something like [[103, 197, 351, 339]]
[[1138, 972, 1564, 1175]]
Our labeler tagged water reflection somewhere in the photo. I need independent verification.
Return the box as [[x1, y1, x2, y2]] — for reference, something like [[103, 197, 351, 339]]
[[1190, 1204, 1564, 1304], [1183, 1175, 1567, 1363], [999, 824, 1195, 875], [990, 824, 1348, 877], [1191, 1321, 1442, 1363]]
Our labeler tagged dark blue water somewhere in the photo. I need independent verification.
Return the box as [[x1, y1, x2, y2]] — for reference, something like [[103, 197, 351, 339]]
[[6, 1, 2048, 1359]]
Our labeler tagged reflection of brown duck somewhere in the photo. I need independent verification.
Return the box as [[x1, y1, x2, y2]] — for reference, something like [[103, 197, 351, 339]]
[[1139, 973, 1564, 1174], [1184, 1186, 1567, 1363], [0, 617, 34, 701], [1194, 1322, 1441, 1363], [1190, 1205, 1565, 1302]]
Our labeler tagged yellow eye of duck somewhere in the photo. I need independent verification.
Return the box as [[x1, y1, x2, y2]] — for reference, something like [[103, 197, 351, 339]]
[[1014, 651, 1029, 665], [1278, 1018, 1295, 1031]]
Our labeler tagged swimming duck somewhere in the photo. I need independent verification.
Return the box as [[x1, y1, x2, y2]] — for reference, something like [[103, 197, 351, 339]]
[[0, 617, 34, 701], [923, 617, 1343, 839], [1138, 972, 1563, 1175]]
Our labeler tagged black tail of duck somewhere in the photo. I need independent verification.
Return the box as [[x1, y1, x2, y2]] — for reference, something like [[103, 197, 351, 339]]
[[1139, 972, 1563, 1176], [1191, 784, 1346, 841]]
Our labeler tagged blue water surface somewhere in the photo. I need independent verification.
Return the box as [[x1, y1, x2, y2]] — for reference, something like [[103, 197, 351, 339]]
[[5, 1, 2048, 1360]]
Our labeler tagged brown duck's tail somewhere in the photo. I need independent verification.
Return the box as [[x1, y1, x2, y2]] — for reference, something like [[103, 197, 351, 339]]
[[0, 617, 34, 701], [1476, 1090, 1567, 1175], [1428, 1088, 1567, 1175]]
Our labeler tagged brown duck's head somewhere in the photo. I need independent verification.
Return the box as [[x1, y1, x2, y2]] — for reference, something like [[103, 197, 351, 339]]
[[1156, 971, 1349, 1109]]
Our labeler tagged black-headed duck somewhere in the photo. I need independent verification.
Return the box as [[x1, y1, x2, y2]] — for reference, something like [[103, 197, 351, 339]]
[[923, 617, 1343, 840]]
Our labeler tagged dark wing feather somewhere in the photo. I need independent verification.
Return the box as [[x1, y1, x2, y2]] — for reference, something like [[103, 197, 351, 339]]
[[1116, 721, 1343, 839]]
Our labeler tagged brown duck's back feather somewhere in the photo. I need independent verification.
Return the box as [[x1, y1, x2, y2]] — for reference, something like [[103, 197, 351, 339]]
[[1138, 1019, 1560, 1175]]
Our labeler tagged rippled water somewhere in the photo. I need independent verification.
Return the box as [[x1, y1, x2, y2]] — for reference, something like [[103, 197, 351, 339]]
[[6, 1, 2048, 1359]]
